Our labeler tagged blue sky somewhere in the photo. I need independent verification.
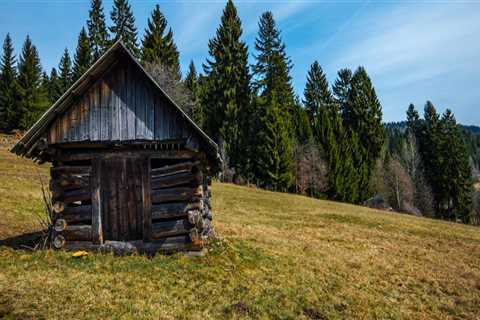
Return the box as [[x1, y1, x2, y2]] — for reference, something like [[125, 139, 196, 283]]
[[1, 0, 479, 124]]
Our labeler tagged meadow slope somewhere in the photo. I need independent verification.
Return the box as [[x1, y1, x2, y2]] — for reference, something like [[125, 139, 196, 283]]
[[0, 134, 479, 320]]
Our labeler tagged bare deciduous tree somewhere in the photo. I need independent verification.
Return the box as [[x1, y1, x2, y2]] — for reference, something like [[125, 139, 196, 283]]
[[144, 62, 194, 117], [294, 144, 328, 197], [382, 156, 415, 213]]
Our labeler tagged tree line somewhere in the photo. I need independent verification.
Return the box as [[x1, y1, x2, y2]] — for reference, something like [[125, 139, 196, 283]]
[[0, 0, 477, 224], [382, 103, 478, 224]]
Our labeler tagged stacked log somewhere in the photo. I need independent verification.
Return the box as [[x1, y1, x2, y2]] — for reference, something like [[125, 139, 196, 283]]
[[50, 162, 93, 249], [149, 159, 212, 249]]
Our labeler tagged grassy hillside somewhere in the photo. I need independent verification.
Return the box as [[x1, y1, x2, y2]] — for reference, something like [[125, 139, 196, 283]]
[[0, 134, 479, 319]]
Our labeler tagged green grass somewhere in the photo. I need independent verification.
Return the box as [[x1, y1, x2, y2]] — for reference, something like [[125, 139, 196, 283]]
[[0, 134, 480, 319]]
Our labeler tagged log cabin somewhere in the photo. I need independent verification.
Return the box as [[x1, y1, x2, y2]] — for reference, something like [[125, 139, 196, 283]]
[[11, 41, 221, 254]]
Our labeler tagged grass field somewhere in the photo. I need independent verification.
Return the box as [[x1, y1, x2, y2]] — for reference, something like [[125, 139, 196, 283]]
[[1, 134, 480, 320]]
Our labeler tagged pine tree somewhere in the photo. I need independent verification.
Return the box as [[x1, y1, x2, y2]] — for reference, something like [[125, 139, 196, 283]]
[[110, 0, 139, 56], [141, 4, 180, 78], [291, 98, 312, 145], [0, 33, 19, 131], [251, 11, 296, 189], [343, 66, 385, 200], [406, 103, 420, 136], [73, 27, 92, 82], [332, 68, 352, 115], [184, 61, 202, 126], [419, 101, 443, 216], [87, 0, 109, 60], [303, 61, 333, 127], [201, 0, 251, 178], [16, 36, 48, 129], [48, 67, 62, 103], [255, 100, 294, 190], [440, 109, 473, 222], [58, 48, 73, 94], [304, 63, 361, 202]]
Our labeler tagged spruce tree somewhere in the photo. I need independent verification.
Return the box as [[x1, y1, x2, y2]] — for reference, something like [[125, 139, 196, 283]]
[[48, 67, 62, 103], [141, 4, 180, 79], [16, 35, 48, 129], [440, 109, 473, 222], [110, 0, 139, 56], [251, 11, 296, 189], [58, 48, 72, 93], [0, 33, 19, 131], [343, 66, 385, 200], [291, 99, 312, 145], [184, 61, 202, 126], [420, 101, 443, 216], [304, 63, 361, 202], [201, 0, 251, 178], [303, 61, 333, 127], [72, 27, 92, 82], [332, 68, 352, 115], [406, 103, 420, 136], [87, 0, 109, 60]]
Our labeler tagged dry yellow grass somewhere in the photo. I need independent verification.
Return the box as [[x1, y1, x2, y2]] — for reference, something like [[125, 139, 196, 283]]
[[0, 133, 479, 319]]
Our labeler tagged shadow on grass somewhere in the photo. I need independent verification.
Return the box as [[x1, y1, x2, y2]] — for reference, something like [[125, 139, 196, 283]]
[[0, 230, 45, 250]]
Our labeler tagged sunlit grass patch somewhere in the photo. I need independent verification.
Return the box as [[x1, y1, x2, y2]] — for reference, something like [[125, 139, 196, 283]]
[[0, 133, 479, 319]]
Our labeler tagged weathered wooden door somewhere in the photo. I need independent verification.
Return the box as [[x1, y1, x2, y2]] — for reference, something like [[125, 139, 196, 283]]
[[100, 157, 144, 241]]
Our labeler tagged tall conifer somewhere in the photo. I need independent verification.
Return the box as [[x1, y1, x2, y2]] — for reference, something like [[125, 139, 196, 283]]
[[406, 103, 420, 136], [141, 4, 180, 78], [73, 27, 92, 82], [87, 0, 109, 60], [303, 61, 333, 127], [58, 48, 72, 93], [48, 67, 62, 103], [184, 61, 202, 126], [110, 0, 139, 56], [17, 36, 47, 129], [343, 66, 385, 200], [332, 68, 352, 115], [440, 110, 473, 222], [201, 0, 251, 177], [304, 62, 360, 202], [0, 33, 19, 131], [251, 11, 296, 189]]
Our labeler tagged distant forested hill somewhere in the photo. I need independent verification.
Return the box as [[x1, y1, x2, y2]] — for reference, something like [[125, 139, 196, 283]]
[[384, 121, 480, 173]]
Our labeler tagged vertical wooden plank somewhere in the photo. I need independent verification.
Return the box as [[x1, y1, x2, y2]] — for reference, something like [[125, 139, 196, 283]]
[[120, 66, 127, 140], [142, 156, 152, 242], [90, 85, 100, 141], [126, 63, 136, 140], [88, 87, 95, 141], [91, 157, 103, 244], [100, 79, 107, 141], [135, 74, 145, 139], [154, 94, 161, 140], [111, 68, 122, 140], [82, 93, 89, 140], [145, 84, 154, 139]]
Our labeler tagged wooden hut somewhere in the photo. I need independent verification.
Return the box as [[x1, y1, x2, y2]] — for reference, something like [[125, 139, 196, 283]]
[[11, 41, 221, 254]]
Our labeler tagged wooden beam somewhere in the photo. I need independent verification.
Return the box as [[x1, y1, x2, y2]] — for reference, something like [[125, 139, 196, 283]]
[[151, 186, 202, 204], [62, 205, 92, 223], [151, 201, 202, 220], [142, 157, 152, 242], [150, 171, 201, 190], [151, 219, 191, 239], [91, 158, 103, 244], [63, 225, 92, 241], [150, 161, 200, 178]]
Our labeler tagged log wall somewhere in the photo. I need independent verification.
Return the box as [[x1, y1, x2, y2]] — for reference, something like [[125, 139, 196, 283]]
[[50, 149, 213, 254]]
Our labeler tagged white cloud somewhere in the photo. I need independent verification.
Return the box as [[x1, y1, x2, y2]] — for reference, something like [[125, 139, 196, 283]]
[[325, 2, 480, 123]]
